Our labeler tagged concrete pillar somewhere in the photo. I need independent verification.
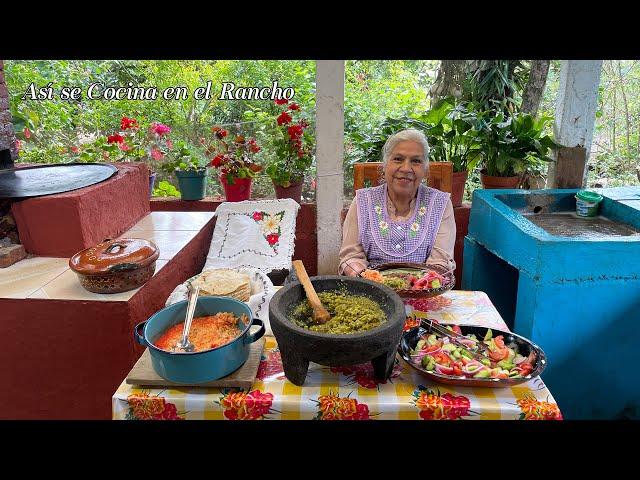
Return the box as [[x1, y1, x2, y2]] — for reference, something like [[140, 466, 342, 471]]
[[548, 60, 603, 188], [315, 61, 344, 275]]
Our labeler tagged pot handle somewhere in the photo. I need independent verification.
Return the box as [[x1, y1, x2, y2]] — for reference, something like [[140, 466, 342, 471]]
[[244, 319, 265, 344], [134, 321, 148, 346]]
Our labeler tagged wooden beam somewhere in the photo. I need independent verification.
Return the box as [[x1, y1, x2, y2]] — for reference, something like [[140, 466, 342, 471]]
[[315, 60, 344, 275], [548, 60, 603, 188], [553, 146, 588, 189]]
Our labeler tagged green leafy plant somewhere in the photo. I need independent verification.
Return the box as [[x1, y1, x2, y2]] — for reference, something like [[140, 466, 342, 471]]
[[207, 126, 262, 184], [351, 116, 430, 165], [265, 100, 314, 187], [153, 180, 181, 198], [161, 140, 206, 173], [476, 111, 557, 177], [463, 60, 528, 115], [423, 97, 482, 173]]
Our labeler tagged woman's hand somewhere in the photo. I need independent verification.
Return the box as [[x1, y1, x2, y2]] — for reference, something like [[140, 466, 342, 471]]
[[342, 262, 364, 277]]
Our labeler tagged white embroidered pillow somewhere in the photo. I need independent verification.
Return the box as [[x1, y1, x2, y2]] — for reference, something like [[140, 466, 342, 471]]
[[204, 198, 300, 274]]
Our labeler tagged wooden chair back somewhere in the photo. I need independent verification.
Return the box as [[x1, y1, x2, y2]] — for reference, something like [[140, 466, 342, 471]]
[[353, 161, 453, 193]]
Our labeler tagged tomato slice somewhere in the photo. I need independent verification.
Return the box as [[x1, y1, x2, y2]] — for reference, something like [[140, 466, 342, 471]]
[[451, 325, 462, 335], [517, 363, 533, 376], [425, 343, 442, 353], [488, 348, 509, 361], [438, 365, 454, 375], [433, 352, 451, 366], [494, 335, 506, 349]]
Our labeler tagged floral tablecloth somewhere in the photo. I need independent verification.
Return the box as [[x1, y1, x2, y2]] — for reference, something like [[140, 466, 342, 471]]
[[112, 291, 562, 420]]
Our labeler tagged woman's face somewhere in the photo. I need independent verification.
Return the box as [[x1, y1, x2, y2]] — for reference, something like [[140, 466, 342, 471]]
[[384, 140, 427, 198]]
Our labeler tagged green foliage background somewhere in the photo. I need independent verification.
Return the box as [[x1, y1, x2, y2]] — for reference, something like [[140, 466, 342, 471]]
[[5, 59, 639, 200]]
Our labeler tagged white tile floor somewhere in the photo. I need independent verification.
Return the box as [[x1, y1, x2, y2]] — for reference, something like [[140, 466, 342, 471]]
[[0, 211, 214, 302]]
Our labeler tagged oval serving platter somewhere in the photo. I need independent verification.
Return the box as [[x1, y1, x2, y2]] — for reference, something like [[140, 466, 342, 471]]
[[398, 321, 547, 388]]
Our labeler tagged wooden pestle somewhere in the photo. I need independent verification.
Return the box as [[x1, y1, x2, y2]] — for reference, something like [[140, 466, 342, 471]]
[[292, 260, 331, 324]]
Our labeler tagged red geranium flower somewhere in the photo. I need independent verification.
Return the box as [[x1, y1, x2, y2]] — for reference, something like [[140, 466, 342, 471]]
[[288, 103, 300, 111], [71, 146, 79, 153], [107, 134, 124, 144], [266, 234, 279, 245], [277, 111, 292, 126], [247, 138, 261, 153], [287, 124, 304, 140], [211, 127, 229, 140], [120, 116, 139, 130], [275, 98, 288, 105], [210, 154, 225, 168]]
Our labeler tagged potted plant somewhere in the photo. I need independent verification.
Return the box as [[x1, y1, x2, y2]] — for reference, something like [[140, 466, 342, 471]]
[[265, 100, 314, 204], [476, 111, 556, 189], [83, 116, 174, 197], [424, 97, 482, 206], [207, 126, 262, 202], [161, 141, 208, 200]]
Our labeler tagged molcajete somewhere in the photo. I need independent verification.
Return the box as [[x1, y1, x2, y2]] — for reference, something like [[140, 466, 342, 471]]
[[269, 275, 406, 386]]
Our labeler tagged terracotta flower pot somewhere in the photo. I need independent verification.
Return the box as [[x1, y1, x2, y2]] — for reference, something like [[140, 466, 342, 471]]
[[219, 174, 252, 202], [272, 178, 303, 204], [451, 170, 468, 207], [480, 171, 521, 190]]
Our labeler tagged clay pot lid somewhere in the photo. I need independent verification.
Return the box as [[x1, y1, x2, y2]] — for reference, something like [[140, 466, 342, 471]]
[[69, 238, 160, 275]]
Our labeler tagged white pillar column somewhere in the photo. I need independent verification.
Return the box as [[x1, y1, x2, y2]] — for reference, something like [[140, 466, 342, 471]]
[[548, 60, 603, 188], [315, 60, 344, 275]]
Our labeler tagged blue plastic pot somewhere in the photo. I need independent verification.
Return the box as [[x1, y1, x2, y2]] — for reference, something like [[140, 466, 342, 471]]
[[135, 296, 265, 384], [175, 169, 207, 201]]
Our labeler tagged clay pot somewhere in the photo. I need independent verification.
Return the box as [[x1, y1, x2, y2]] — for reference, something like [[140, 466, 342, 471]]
[[451, 170, 468, 207], [480, 171, 521, 189], [273, 178, 303, 204], [69, 238, 160, 293]]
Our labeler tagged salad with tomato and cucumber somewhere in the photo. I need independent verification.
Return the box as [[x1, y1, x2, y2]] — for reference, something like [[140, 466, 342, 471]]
[[411, 326, 535, 379]]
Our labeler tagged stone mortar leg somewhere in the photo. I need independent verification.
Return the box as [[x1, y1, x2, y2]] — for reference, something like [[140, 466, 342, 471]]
[[278, 345, 310, 386], [371, 348, 397, 381]]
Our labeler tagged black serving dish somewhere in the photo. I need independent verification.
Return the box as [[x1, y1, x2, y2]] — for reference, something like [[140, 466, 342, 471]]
[[398, 320, 547, 388]]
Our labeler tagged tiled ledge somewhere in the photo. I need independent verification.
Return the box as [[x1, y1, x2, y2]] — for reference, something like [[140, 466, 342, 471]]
[[0, 211, 214, 301]]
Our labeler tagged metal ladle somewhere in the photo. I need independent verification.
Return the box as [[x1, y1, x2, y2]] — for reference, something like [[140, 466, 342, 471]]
[[173, 285, 200, 353]]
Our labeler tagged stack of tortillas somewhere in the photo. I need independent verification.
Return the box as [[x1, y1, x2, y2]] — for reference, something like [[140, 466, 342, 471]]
[[190, 269, 251, 302]]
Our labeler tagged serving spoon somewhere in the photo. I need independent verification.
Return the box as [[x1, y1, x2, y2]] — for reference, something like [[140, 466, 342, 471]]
[[173, 285, 200, 352], [292, 260, 331, 325]]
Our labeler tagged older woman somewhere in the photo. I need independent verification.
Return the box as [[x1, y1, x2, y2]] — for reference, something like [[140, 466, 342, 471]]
[[339, 128, 456, 276]]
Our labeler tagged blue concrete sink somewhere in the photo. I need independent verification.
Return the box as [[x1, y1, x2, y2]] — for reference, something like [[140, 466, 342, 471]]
[[463, 187, 640, 419]]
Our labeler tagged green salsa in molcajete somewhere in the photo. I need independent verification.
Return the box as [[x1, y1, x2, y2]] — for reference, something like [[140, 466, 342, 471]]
[[291, 291, 386, 334]]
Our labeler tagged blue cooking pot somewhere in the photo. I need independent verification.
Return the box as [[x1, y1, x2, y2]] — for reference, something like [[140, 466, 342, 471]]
[[134, 296, 265, 384]]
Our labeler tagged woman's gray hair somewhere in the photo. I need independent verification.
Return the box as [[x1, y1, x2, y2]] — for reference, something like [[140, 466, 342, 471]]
[[381, 128, 430, 166]]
